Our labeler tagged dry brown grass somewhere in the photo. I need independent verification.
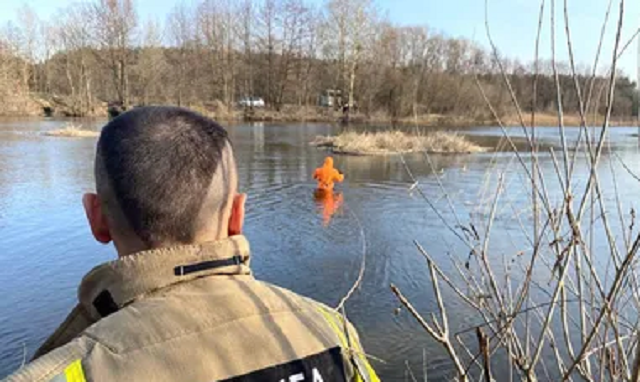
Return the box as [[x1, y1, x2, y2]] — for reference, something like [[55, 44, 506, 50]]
[[246, 105, 341, 122], [311, 130, 485, 155], [500, 111, 637, 127], [190, 100, 243, 121], [0, 92, 43, 117], [44, 123, 100, 138]]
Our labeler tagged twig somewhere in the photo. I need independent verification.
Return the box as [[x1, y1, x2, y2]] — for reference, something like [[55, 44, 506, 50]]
[[562, 231, 640, 380], [585, 0, 614, 117], [613, 152, 640, 183], [400, 154, 476, 250], [405, 361, 419, 382], [454, 298, 580, 337], [423, 349, 428, 382], [415, 241, 482, 311], [631, 331, 640, 382], [528, 0, 546, 361], [391, 283, 468, 381], [335, 204, 367, 311], [476, 328, 492, 381]]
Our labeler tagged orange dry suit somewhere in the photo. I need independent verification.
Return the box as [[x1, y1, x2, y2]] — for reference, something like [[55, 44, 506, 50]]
[[313, 157, 344, 191]]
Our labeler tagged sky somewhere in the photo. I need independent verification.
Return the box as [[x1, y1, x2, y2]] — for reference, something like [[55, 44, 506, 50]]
[[1, 0, 639, 79]]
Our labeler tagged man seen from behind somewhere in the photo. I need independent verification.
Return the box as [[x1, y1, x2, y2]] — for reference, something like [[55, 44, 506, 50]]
[[5, 106, 378, 382]]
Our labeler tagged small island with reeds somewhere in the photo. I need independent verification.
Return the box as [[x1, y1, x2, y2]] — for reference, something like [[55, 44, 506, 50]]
[[43, 124, 100, 138], [311, 131, 485, 155]]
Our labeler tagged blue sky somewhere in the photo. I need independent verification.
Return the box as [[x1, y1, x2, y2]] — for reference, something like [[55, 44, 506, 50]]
[[1, 0, 639, 78]]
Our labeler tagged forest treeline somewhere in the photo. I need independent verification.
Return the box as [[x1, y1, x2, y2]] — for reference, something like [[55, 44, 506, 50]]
[[0, 0, 637, 122]]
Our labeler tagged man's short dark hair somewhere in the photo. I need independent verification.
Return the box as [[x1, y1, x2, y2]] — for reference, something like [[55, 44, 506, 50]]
[[95, 106, 236, 246]]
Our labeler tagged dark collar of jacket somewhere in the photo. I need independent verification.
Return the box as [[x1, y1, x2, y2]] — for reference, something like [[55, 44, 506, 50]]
[[79, 235, 252, 320]]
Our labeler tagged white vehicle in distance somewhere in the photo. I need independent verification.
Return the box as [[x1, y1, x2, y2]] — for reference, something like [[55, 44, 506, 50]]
[[238, 96, 265, 108]]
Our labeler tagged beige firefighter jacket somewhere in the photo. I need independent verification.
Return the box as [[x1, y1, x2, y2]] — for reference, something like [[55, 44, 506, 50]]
[[4, 235, 379, 382]]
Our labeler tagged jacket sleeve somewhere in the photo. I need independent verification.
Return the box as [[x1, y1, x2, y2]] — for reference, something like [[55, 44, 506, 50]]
[[315, 305, 379, 382], [4, 337, 94, 382], [333, 170, 344, 183], [344, 320, 379, 382]]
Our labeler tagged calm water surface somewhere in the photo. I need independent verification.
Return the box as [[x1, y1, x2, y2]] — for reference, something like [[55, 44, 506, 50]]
[[1, 119, 640, 380]]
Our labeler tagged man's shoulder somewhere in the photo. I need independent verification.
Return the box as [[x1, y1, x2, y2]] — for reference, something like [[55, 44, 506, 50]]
[[81, 277, 333, 354], [4, 337, 95, 382], [239, 278, 339, 319], [41, 279, 350, 381], [6, 278, 371, 382]]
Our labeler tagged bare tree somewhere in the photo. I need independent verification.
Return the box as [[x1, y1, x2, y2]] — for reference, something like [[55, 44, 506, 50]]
[[325, 0, 375, 118], [238, 0, 255, 100], [0, 22, 29, 114], [134, 18, 166, 105], [16, 4, 40, 92], [1, 22, 26, 91], [88, 0, 138, 108], [404, 26, 430, 119], [39, 19, 57, 94], [257, 0, 279, 106], [296, 4, 321, 106], [198, 0, 238, 107], [53, 5, 98, 116], [251, 0, 313, 109], [166, 2, 195, 107]]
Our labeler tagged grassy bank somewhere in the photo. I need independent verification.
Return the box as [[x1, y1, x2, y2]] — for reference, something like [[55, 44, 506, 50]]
[[311, 131, 485, 155], [228, 107, 637, 128], [44, 124, 100, 138], [500, 112, 637, 127], [6, 95, 637, 128], [0, 93, 43, 117]]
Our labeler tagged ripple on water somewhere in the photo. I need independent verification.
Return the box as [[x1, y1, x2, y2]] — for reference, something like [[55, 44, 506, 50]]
[[244, 180, 383, 306]]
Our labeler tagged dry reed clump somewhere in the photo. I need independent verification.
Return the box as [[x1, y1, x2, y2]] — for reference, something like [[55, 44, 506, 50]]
[[191, 100, 242, 121], [246, 105, 340, 122], [311, 130, 485, 155], [44, 123, 100, 138]]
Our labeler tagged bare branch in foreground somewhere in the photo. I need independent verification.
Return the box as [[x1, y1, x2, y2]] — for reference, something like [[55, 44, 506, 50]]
[[335, 204, 367, 311], [391, 282, 468, 382]]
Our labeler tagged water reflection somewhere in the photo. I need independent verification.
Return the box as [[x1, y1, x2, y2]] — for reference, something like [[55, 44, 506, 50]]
[[252, 122, 264, 153], [313, 190, 344, 227]]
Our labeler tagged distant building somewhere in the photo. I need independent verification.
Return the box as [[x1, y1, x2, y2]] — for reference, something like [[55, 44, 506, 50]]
[[319, 89, 342, 108]]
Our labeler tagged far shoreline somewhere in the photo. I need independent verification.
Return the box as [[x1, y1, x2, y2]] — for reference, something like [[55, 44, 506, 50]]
[[1, 108, 636, 129]]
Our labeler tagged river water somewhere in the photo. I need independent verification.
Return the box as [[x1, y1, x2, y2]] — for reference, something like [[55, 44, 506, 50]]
[[1, 119, 640, 380]]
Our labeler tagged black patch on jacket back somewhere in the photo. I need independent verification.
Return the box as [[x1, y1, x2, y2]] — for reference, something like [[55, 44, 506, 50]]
[[221, 347, 347, 382], [93, 290, 119, 317]]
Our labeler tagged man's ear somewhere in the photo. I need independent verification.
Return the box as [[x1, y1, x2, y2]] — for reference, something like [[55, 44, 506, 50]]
[[228, 193, 246, 236], [83, 193, 112, 244]]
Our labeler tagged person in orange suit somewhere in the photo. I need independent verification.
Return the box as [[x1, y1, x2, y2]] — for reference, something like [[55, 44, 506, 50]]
[[313, 157, 344, 191], [313, 157, 344, 226], [314, 190, 344, 227]]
